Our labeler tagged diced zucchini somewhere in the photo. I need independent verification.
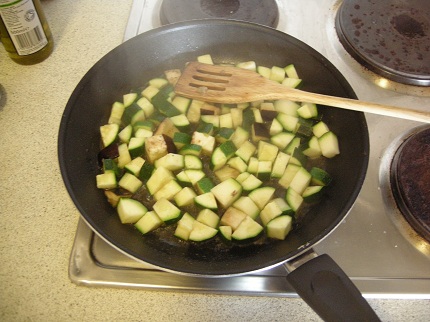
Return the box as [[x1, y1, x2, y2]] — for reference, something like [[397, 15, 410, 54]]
[[286, 187, 303, 212], [270, 132, 295, 150], [303, 186, 325, 203], [266, 215, 293, 240], [301, 136, 322, 158], [278, 163, 301, 189], [313, 121, 330, 138], [100, 123, 119, 147], [118, 124, 133, 144], [232, 216, 263, 240], [219, 225, 233, 240], [122, 103, 145, 125], [220, 207, 247, 230], [247, 157, 259, 174], [149, 77, 169, 89], [256, 161, 273, 181], [282, 78, 302, 88], [154, 153, 184, 171], [284, 137, 301, 155], [276, 113, 299, 132], [141, 85, 159, 101], [153, 180, 182, 201], [194, 192, 218, 210], [171, 96, 191, 114], [197, 209, 220, 228], [289, 167, 312, 195], [184, 155, 202, 169], [170, 114, 190, 132], [211, 140, 236, 170], [269, 118, 284, 136], [211, 178, 242, 208], [186, 100, 203, 123], [227, 156, 248, 172], [146, 167, 174, 195], [197, 54, 214, 64], [271, 152, 290, 178], [231, 126, 249, 147], [191, 131, 216, 155], [184, 169, 205, 184], [257, 65, 271, 78], [235, 141, 256, 163], [257, 141, 279, 162], [173, 132, 192, 150], [136, 97, 154, 118], [240, 173, 263, 191], [284, 64, 300, 79], [152, 198, 182, 223], [236, 60, 257, 71], [117, 198, 148, 224], [310, 167, 332, 186], [189, 221, 218, 242], [179, 144, 202, 156], [128, 137, 146, 159], [319, 131, 340, 158], [174, 212, 195, 240], [96, 171, 117, 189], [220, 113, 234, 128], [214, 165, 240, 182], [124, 157, 145, 176], [274, 99, 300, 116], [174, 187, 197, 207], [123, 92, 138, 108], [195, 177, 215, 194], [138, 162, 154, 181], [118, 172, 143, 193], [153, 118, 180, 139], [230, 108, 243, 128], [232, 196, 260, 220], [108, 102, 125, 125], [289, 148, 308, 167], [248, 186, 275, 210], [260, 198, 293, 226], [215, 127, 235, 143], [103, 159, 122, 178], [135, 211, 163, 234], [297, 103, 318, 119], [270, 66, 286, 83]]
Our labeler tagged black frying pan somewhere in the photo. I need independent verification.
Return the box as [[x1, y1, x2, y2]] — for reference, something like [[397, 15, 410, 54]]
[[58, 20, 377, 321]]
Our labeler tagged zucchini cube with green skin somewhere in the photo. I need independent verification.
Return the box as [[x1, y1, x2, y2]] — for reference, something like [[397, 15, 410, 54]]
[[153, 180, 182, 201], [135, 211, 163, 235], [278, 163, 301, 189], [247, 157, 259, 174], [274, 99, 300, 116], [171, 96, 191, 114], [152, 198, 181, 223], [118, 172, 143, 193], [310, 167, 332, 186], [220, 207, 247, 231], [146, 166, 174, 195], [174, 212, 195, 240], [154, 153, 184, 171], [301, 136, 322, 159], [124, 157, 145, 176], [100, 123, 119, 148], [271, 132, 295, 150], [231, 126, 249, 148], [232, 216, 264, 241], [197, 209, 220, 228], [276, 113, 299, 132], [230, 108, 243, 128], [235, 141, 256, 163], [227, 156, 248, 173], [145, 134, 169, 164], [170, 114, 190, 132], [191, 131, 216, 155], [232, 196, 260, 220], [312, 121, 330, 138], [289, 167, 312, 195], [219, 226, 233, 241], [211, 140, 237, 171], [118, 124, 133, 143], [195, 177, 215, 194], [211, 178, 242, 209], [266, 215, 293, 240], [303, 186, 325, 203], [257, 141, 279, 162], [174, 187, 197, 207], [269, 118, 284, 136], [117, 198, 148, 224], [179, 144, 202, 156], [220, 113, 233, 128], [108, 101, 125, 125], [297, 103, 318, 119], [260, 198, 293, 226], [248, 186, 276, 210], [214, 165, 240, 182], [194, 192, 218, 210], [136, 97, 154, 118], [128, 137, 146, 159], [173, 132, 192, 150], [271, 151, 290, 178], [215, 127, 235, 143], [184, 155, 202, 170], [96, 171, 117, 189], [141, 85, 159, 101], [239, 173, 262, 191], [189, 221, 218, 242], [286, 187, 303, 212], [318, 131, 340, 158], [256, 161, 273, 181]]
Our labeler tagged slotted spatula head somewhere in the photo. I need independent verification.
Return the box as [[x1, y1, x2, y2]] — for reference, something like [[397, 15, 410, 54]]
[[174, 61, 288, 103]]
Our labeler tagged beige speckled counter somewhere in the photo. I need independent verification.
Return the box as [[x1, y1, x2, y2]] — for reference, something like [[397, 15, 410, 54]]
[[0, 1, 429, 321]]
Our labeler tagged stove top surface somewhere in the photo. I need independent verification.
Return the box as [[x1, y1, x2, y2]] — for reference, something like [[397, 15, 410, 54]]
[[69, 0, 430, 298]]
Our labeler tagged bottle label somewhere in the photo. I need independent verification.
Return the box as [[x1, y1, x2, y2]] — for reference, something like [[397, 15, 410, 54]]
[[0, 0, 48, 56]]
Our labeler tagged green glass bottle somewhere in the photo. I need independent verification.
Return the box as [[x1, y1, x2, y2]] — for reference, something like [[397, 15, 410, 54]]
[[0, 0, 54, 65]]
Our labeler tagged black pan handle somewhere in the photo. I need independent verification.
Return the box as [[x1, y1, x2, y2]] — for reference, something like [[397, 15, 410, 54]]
[[285, 252, 381, 322]]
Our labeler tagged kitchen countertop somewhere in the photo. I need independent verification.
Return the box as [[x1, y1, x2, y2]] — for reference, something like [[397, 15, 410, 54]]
[[0, 1, 429, 321]]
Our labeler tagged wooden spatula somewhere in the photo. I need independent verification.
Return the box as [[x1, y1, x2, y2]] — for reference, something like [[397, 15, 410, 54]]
[[174, 62, 430, 123]]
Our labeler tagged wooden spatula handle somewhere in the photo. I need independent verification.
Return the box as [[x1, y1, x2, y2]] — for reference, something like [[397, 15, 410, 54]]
[[285, 88, 430, 123]]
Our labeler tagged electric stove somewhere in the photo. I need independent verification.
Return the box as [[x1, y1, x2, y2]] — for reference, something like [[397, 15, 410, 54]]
[[69, 0, 430, 298]]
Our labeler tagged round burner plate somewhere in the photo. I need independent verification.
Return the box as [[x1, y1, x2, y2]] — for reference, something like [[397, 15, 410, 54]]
[[160, 0, 279, 28], [335, 0, 430, 86]]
